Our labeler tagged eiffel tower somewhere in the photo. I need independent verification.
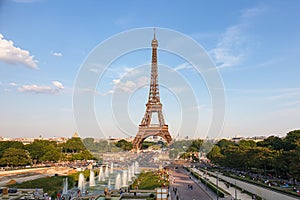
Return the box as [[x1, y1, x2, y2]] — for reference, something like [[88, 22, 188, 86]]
[[133, 29, 172, 150]]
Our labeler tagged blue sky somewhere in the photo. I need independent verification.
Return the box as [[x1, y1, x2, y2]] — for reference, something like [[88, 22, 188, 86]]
[[0, 0, 299, 139]]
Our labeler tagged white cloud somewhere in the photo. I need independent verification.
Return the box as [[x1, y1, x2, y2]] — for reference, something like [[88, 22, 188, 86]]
[[241, 7, 264, 19], [210, 7, 263, 69], [52, 52, 62, 57], [266, 88, 300, 101], [52, 81, 64, 89], [9, 82, 17, 86], [112, 79, 121, 84], [101, 65, 150, 95], [117, 80, 135, 92], [109, 76, 149, 95], [189, 104, 211, 112], [89, 68, 99, 73], [18, 84, 53, 94], [210, 25, 245, 69], [18, 81, 64, 94], [77, 88, 103, 96], [0, 34, 38, 69], [107, 65, 145, 79], [169, 86, 189, 94], [174, 63, 193, 71]]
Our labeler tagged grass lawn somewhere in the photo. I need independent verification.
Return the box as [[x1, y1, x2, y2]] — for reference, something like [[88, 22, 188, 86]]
[[130, 171, 169, 190], [10, 170, 95, 197], [11, 175, 74, 197]]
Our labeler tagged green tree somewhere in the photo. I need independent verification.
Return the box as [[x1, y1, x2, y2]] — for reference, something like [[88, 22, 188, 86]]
[[201, 140, 214, 153], [169, 149, 180, 159], [115, 139, 133, 151], [282, 149, 300, 183], [71, 150, 95, 161], [283, 130, 300, 151], [257, 136, 284, 150], [187, 139, 203, 152], [83, 138, 94, 146], [0, 141, 24, 156], [207, 145, 224, 164], [83, 139, 110, 153], [169, 140, 192, 150], [61, 137, 85, 153], [40, 144, 61, 162], [238, 140, 257, 148], [0, 148, 31, 166], [180, 152, 191, 160], [216, 139, 235, 154], [207, 131, 300, 181], [97, 140, 111, 152], [26, 140, 59, 163], [83, 138, 99, 152], [247, 147, 276, 174], [278, 140, 300, 182], [141, 141, 155, 149], [223, 145, 247, 169]]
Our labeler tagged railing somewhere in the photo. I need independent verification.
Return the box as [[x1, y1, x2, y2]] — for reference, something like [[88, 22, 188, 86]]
[[148, 124, 160, 127]]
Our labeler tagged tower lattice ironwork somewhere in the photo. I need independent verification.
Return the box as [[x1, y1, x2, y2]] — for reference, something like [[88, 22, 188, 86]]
[[133, 30, 172, 150]]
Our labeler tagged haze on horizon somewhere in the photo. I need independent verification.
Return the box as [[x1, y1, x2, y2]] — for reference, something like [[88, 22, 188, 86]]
[[0, 0, 299, 139]]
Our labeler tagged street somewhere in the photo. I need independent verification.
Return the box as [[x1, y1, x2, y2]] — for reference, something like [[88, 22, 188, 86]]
[[170, 167, 212, 200]]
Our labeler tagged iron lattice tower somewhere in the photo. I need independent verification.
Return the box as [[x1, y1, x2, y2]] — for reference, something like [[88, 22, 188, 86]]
[[133, 30, 172, 150]]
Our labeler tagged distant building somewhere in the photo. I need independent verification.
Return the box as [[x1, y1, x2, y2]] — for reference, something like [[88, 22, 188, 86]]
[[72, 132, 80, 138], [0, 136, 68, 145], [231, 136, 244, 143], [246, 136, 266, 142], [108, 136, 119, 143], [144, 136, 164, 142], [48, 137, 68, 143], [9, 137, 35, 145], [229, 136, 266, 143]]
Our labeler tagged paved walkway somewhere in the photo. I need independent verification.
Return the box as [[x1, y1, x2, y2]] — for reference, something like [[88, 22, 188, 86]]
[[198, 169, 300, 200], [0, 167, 72, 187], [0, 174, 49, 187], [169, 167, 213, 200], [192, 168, 253, 200]]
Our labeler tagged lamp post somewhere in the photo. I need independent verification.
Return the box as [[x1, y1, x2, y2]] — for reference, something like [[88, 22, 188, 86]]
[[204, 171, 208, 191], [235, 180, 237, 200], [216, 172, 219, 200], [205, 173, 208, 191]]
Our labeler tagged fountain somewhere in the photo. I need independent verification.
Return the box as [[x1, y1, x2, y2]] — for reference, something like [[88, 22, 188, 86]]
[[131, 163, 135, 176], [110, 162, 114, 174], [115, 173, 121, 189], [107, 179, 111, 189], [78, 173, 85, 193], [99, 165, 104, 181], [127, 166, 132, 182], [105, 164, 109, 178], [89, 170, 96, 187], [62, 177, 68, 195], [122, 170, 128, 187], [134, 161, 139, 174]]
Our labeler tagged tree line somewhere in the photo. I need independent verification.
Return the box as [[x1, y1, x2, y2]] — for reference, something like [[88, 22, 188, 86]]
[[207, 130, 300, 182], [0, 137, 95, 167], [169, 139, 213, 160], [82, 138, 166, 152], [82, 138, 133, 152]]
